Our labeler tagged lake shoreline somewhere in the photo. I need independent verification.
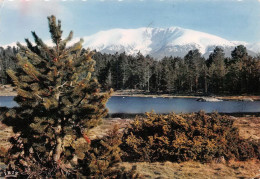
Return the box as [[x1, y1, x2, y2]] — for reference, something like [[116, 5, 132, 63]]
[[1, 85, 260, 101], [112, 90, 260, 101], [113, 93, 260, 101]]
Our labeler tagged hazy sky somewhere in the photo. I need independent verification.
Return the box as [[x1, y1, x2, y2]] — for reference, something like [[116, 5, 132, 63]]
[[1, 0, 260, 46]]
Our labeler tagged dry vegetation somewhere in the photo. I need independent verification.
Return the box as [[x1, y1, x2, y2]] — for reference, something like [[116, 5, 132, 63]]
[[1, 115, 260, 178], [0, 85, 16, 96], [0, 122, 14, 159], [233, 116, 260, 141], [120, 159, 260, 179], [120, 115, 260, 178], [0, 116, 260, 178]]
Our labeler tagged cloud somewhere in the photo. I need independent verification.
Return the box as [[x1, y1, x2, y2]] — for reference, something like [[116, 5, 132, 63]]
[[0, 0, 74, 45], [4, 0, 67, 18]]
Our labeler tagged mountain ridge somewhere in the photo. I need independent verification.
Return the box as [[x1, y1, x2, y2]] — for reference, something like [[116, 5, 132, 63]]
[[2, 27, 259, 59], [80, 26, 258, 59]]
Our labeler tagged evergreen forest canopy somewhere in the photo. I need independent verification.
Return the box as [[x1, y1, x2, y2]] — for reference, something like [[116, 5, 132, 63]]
[[1, 45, 260, 95]]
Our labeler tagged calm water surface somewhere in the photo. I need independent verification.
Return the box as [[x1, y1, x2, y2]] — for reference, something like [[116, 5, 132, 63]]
[[0, 96, 18, 108], [1, 96, 260, 114]]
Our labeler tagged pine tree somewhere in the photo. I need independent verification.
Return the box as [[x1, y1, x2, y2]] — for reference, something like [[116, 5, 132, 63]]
[[207, 47, 226, 93], [184, 50, 202, 92], [2, 15, 111, 177]]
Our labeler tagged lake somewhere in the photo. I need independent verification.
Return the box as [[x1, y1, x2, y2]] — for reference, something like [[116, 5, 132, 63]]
[[1, 96, 260, 114]]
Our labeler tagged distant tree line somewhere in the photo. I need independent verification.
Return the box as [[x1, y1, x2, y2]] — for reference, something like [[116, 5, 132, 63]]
[[92, 45, 260, 95], [1, 45, 260, 95], [0, 46, 18, 84]]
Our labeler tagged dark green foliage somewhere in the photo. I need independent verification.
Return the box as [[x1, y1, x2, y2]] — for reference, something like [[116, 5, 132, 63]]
[[120, 112, 260, 163], [0, 47, 18, 84], [207, 47, 226, 93], [92, 46, 260, 95], [77, 125, 140, 178], [1, 15, 112, 178], [1, 45, 260, 95], [184, 50, 205, 92], [231, 45, 248, 62], [79, 125, 122, 177]]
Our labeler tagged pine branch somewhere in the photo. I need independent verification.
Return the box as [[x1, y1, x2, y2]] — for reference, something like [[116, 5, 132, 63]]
[[31, 31, 55, 60]]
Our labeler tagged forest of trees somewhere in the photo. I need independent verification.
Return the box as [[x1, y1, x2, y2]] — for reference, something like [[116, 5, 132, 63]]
[[0, 46, 18, 84], [1, 45, 260, 95]]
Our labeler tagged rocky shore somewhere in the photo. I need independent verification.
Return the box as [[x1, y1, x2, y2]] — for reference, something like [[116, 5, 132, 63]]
[[112, 90, 260, 101]]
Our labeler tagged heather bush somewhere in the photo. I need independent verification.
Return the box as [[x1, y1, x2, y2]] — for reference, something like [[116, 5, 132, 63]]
[[120, 111, 260, 163], [74, 125, 140, 178], [79, 125, 122, 177]]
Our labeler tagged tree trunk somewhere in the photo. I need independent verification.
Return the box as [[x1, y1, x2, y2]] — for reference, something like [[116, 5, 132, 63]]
[[204, 75, 207, 94], [53, 125, 62, 163]]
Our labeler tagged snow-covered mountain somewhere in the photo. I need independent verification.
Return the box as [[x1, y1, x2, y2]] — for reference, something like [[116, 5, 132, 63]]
[[2, 27, 259, 59], [80, 27, 259, 59]]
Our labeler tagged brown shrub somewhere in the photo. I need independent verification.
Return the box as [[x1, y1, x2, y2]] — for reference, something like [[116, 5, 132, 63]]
[[78, 125, 140, 178], [120, 111, 260, 163]]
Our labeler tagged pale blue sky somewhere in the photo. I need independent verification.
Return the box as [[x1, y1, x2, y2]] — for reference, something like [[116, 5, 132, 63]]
[[1, 0, 260, 45]]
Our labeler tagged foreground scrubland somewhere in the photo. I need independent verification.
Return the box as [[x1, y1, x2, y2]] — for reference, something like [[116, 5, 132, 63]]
[[1, 113, 259, 178]]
